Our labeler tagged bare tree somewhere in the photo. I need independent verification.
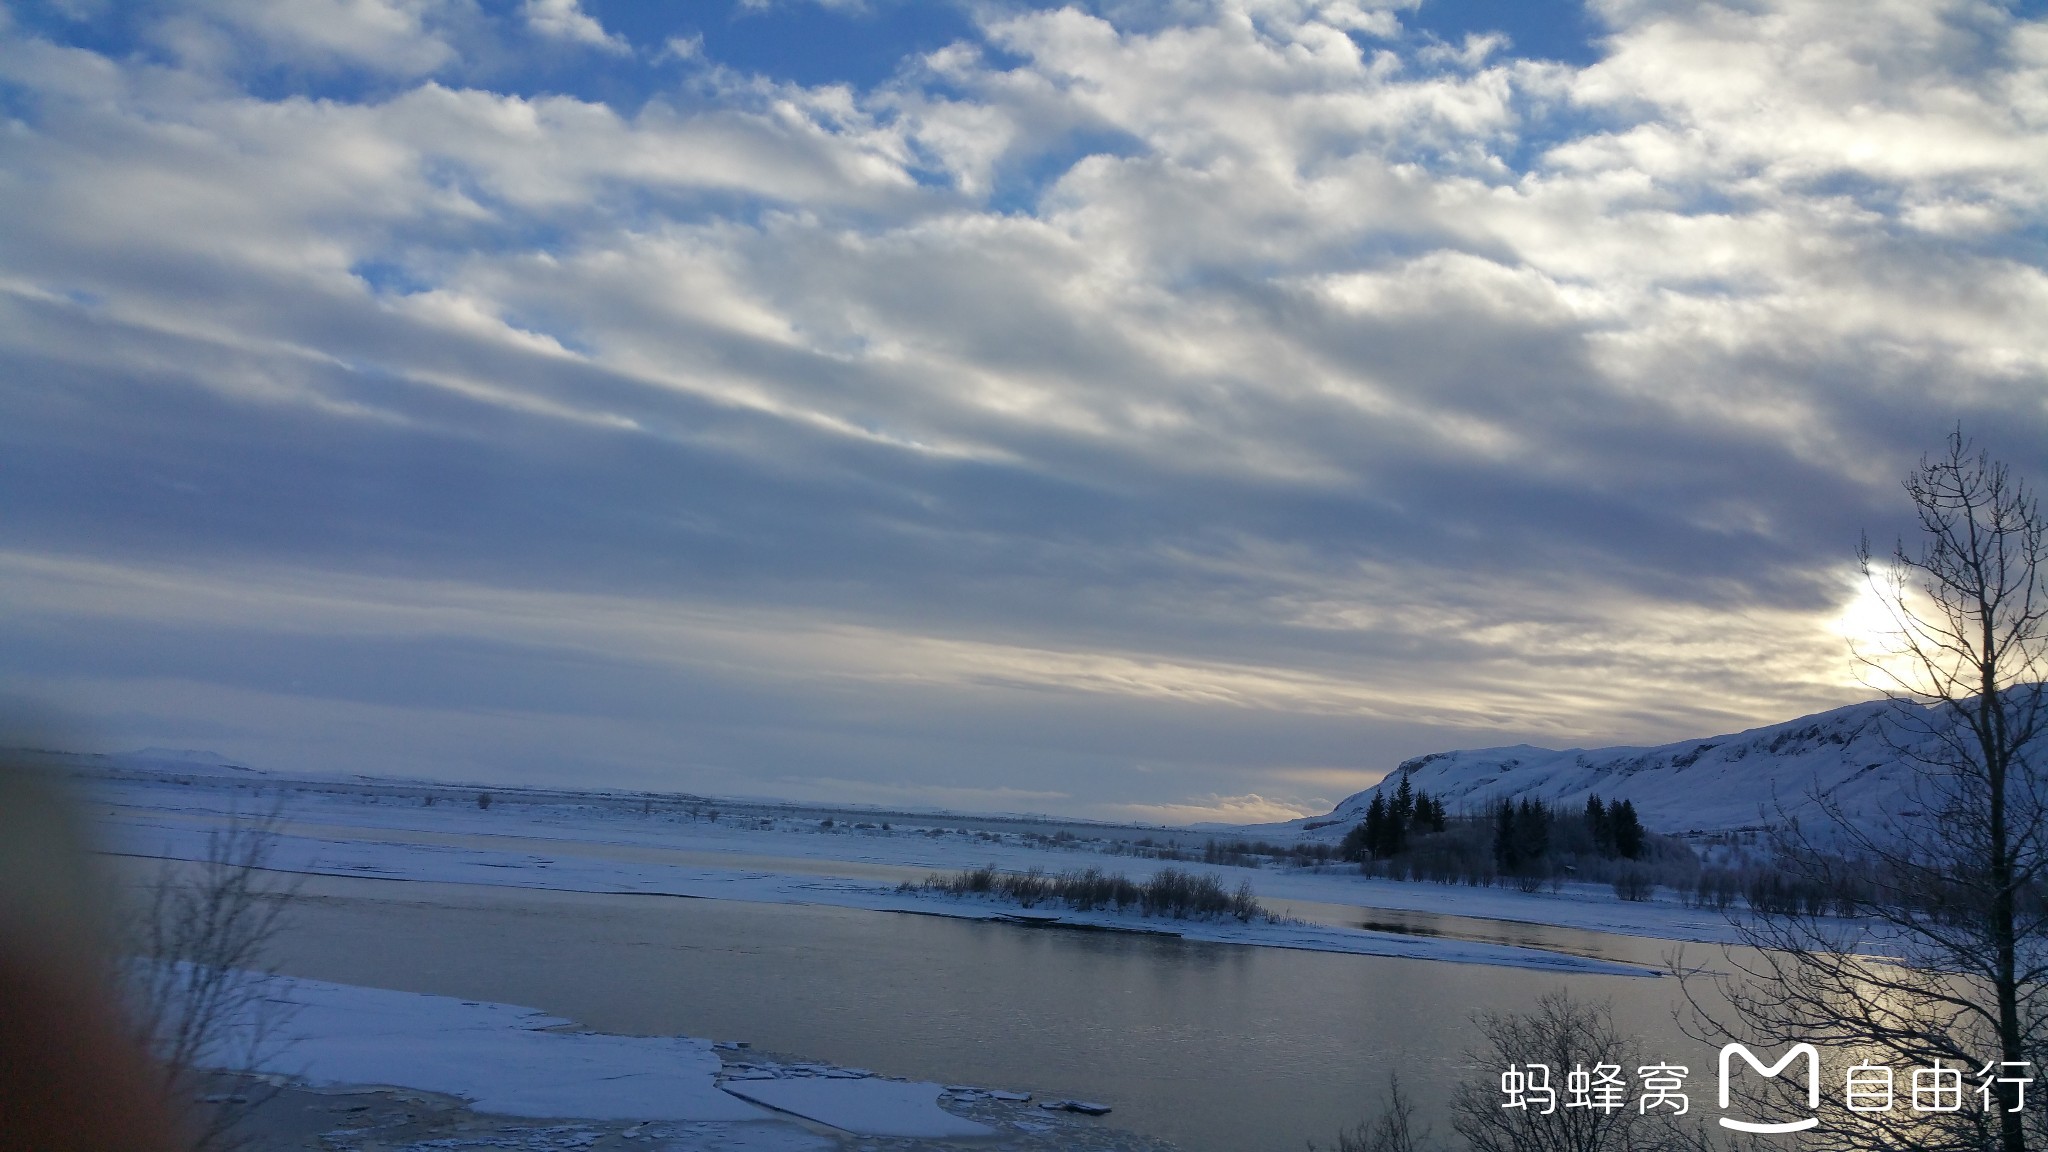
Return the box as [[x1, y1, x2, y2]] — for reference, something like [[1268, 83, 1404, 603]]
[[1681, 431, 2048, 1152], [1453, 991, 1711, 1152], [1320, 991, 1718, 1152], [1313, 1075, 1435, 1152], [128, 807, 299, 1152]]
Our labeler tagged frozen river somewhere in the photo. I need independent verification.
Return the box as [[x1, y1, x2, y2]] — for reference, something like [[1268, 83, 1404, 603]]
[[267, 872, 1730, 1152]]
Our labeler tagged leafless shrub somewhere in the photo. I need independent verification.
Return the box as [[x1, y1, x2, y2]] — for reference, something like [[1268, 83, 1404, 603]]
[[126, 807, 298, 1152], [1611, 868, 1654, 902], [1326, 992, 1716, 1152], [910, 864, 1266, 921], [1313, 1074, 1434, 1152], [1452, 991, 1711, 1152]]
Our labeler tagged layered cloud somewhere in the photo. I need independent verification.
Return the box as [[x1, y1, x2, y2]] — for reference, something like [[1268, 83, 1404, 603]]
[[2, 0, 2042, 819]]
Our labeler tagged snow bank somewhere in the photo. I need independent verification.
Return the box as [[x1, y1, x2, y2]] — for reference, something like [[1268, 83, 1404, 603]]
[[257, 976, 768, 1122], [245, 976, 1008, 1139]]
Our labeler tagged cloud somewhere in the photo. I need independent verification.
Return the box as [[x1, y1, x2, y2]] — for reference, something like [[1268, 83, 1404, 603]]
[[2, 0, 2044, 816], [520, 0, 629, 55], [154, 0, 461, 75], [1113, 793, 1327, 825]]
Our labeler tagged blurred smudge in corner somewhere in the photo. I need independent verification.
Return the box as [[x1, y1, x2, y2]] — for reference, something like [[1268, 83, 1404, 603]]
[[1, 709, 181, 1150]]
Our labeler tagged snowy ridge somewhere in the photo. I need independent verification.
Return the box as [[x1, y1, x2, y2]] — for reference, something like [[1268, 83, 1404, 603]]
[[1264, 697, 1948, 839]]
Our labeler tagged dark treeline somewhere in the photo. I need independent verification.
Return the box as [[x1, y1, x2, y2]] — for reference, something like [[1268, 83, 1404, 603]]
[[1332, 776, 1687, 898], [1160, 779, 1894, 915], [1330, 780, 1896, 913], [1339, 775, 1448, 860], [1338, 778, 1645, 871]]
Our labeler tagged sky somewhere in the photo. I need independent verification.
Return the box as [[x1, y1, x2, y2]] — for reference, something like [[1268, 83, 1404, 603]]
[[2, 0, 2045, 824]]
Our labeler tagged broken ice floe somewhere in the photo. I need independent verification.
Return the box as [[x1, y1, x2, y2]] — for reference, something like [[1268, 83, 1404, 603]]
[[1041, 1099, 1114, 1115], [232, 976, 1026, 1143], [720, 1078, 995, 1139], [941, 1086, 1032, 1104]]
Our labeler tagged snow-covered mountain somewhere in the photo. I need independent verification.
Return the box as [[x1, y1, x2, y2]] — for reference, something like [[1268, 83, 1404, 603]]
[[1266, 698, 1961, 840]]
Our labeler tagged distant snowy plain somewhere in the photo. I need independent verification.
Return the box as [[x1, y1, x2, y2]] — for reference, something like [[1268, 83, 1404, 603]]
[[83, 753, 1751, 974]]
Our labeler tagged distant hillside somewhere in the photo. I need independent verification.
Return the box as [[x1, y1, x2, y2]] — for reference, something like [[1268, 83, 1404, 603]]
[[119, 748, 263, 774], [1264, 698, 1955, 840]]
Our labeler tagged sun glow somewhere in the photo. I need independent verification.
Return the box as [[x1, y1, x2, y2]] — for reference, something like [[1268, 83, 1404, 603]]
[[1831, 573, 1928, 696]]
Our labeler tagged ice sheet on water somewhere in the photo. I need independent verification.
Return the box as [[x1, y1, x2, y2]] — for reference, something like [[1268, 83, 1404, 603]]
[[254, 977, 768, 1122], [720, 1078, 996, 1138], [232, 975, 1007, 1144], [639, 1123, 834, 1151]]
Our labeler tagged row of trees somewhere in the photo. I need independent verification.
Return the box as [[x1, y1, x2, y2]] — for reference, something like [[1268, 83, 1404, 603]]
[[1338, 783, 1652, 879], [1582, 795, 1645, 860], [1343, 775, 1448, 860]]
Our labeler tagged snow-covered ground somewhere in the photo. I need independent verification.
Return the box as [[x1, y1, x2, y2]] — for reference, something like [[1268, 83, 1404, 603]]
[[67, 752, 1764, 972], [260, 977, 775, 1124], [237, 973, 1108, 1145]]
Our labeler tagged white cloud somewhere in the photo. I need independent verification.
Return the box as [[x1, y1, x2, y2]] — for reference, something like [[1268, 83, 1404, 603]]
[[3, 0, 2045, 805], [520, 0, 630, 55], [161, 0, 459, 75], [1114, 793, 1326, 824]]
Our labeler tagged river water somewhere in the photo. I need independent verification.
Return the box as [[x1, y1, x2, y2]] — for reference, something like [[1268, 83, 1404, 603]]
[[267, 873, 1735, 1152]]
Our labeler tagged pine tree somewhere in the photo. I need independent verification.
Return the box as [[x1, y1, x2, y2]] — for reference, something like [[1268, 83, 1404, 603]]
[[1383, 783, 1409, 857], [1493, 801, 1519, 874], [1585, 794, 1611, 857], [1362, 794, 1387, 859], [1515, 797, 1550, 863], [1611, 798, 1644, 860], [1416, 791, 1446, 833]]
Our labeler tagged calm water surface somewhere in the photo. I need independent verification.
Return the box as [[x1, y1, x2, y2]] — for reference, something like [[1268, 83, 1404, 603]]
[[266, 875, 1735, 1152]]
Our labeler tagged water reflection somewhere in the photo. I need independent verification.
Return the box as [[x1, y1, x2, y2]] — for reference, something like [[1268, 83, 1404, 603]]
[[268, 875, 1731, 1152]]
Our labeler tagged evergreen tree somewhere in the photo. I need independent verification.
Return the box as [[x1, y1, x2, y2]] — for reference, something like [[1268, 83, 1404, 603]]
[[1492, 801, 1519, 873], [1514, 797, 1550, 863], [1585, 794, 1612, 857], [1417, 791, 1446, 833], [1382, 785, 1408, 857], [1612, 799, 1644, 859], [1362, 794, 1388, 859]]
